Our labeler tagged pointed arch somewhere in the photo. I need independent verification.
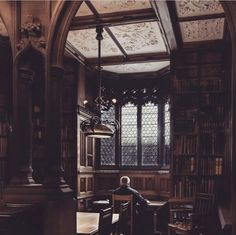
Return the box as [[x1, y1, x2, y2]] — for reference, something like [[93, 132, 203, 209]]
[[45, 2, 236, 234], [47, 1, 82, 68], [0, 1, 17, 61]]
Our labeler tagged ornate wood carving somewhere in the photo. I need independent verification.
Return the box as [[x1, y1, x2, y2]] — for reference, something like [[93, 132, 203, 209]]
[[0, 17, 8, 37], [17, 15, 46, 52]]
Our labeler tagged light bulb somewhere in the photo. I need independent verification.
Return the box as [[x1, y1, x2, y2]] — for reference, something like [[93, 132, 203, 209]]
[[83, 100, 89, 105], [112, 98, 117, 104]]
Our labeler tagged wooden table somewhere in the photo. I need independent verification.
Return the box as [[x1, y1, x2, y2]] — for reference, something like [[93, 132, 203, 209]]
[[77, 212, 119, 235], [147, 201, 168, 234]]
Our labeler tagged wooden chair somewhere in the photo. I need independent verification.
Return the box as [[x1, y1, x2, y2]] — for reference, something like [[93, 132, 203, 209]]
[[112, 194, 134, 235], [168, 193, 214, 235], [98, 207, 113, 235], [118, 202, 130, 235]]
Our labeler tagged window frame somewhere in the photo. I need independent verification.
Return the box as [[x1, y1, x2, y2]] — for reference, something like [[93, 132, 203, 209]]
[[99, 99, 171, 170]]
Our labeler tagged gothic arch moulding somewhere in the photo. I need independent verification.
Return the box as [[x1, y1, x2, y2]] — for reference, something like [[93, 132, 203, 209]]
[[47, 1, 82, 69], [47, 2, 236, 234], [0, 1, 17, 59]]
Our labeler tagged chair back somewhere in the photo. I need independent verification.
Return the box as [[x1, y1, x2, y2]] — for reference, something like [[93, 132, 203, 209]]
[[98, 207, 113, 235], [112, 194, 133, 235], [194, 193, 214, 214], [119, 202, 130, 235], [192, 193, 214, 231]]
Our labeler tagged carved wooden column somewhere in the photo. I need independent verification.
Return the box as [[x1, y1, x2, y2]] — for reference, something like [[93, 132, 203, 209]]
[[43, 66, 75, 235], [3, 67, 45, 204], [44, 66, 69, 188], [16, 67, 34, 184]]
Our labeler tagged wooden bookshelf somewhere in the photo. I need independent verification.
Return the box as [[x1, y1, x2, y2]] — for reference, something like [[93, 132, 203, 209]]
[[61, 59, 77, 191], [0, 107, 8, 198], [32, 104, 45, 183], [171, 48, 226, 201]]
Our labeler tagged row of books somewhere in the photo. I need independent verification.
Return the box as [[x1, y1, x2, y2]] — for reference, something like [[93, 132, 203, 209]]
[[61, 126, 74, 140], [173, 157, 195, 175], [199, 133, 224, 155], [175, 109, 198, 120], [199, 178, 215, 193], [174, 79, 198, 93], [200, 93, 225, 106], [201, 120, 225, 130], [0, 158, 5, 178], [199, 158, 223, 175], [199, 65, 221, 77], [173, 177, 196, 198], [174, 79, 224, 93], [0, 122, 10, 136], [33, 117, 42, 127], [32, 145, 45, 159], [61, 142, 74, 159], [173, 177, 216, 197], [174, 135, 197, 155], [174, 120, 195, 133], [200, 79, 224, 92], [174, 94, 198, 108], [176, 68, 198, 80], [33, 130, 43, 140], [0, 137, 7, 157]]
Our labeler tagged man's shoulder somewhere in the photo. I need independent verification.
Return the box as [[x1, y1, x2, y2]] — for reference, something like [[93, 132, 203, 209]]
[[113, 186, 133, 195]]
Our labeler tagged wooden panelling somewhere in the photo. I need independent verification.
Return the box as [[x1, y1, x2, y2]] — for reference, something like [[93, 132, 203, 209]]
[[94, 170, 170, 199], [78, 174, 94, 197]]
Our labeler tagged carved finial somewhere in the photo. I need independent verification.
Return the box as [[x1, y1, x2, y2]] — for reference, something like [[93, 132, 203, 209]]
[[21, 15, 41, 38]]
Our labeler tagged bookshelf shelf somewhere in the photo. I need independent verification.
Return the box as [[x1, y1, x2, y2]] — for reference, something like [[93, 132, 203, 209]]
[[171, 49, 226, 201]]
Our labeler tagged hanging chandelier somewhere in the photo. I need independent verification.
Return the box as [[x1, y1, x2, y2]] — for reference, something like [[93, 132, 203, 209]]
[[80, 25, 120, 138]]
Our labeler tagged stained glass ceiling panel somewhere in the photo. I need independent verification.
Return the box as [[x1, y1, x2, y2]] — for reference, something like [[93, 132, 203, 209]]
[[109, 22, 167, 55], [102, 61, 170, 74], [175, 0, 224, 17], [180, 18, 225, 42], [75, 1, 93, 17], [91, 0, 151, 14], [0, 17, 8, 37], [67, 29, 123, 58]]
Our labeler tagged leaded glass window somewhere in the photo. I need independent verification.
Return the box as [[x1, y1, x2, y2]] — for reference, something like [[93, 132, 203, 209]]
[[141, 102, 159, 166], [163, 101, 171, 165], [121, 103, 138, 166], [99, 96, 171, 169], [100, 106, 116, 166]]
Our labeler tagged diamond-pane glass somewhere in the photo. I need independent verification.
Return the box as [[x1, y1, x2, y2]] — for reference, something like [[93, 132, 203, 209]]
[[163, 101, 171, 165], [121, 103, 138, 166], [141, 102, 159, 166], [100, 106, 116, 166]]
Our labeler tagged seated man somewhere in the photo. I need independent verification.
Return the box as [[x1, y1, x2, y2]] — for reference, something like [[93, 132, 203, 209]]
[[113, 176, 149, 206], [113, 176, 151, 235]]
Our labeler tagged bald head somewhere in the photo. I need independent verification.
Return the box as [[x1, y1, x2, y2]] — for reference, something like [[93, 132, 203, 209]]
[[120, 176, 130, 186]]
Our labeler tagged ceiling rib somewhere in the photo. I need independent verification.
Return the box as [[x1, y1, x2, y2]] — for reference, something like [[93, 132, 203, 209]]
[[65, 42, 86, 65], [86, 52, 170, 66], [178, 13, 225, 22], [104, 26, 127, 59], [70, 8, 157, 30], [68, 0, 171, 75], [85, 1, 99, 18], [151, 1, 177, 52]]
